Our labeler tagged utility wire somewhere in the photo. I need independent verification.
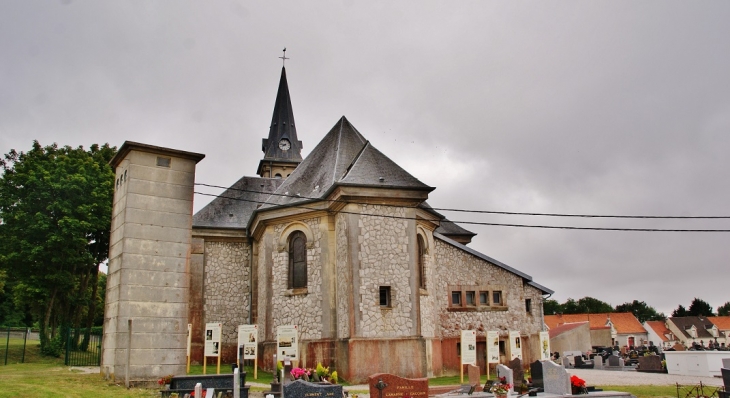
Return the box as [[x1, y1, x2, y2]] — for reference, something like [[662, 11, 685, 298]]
[[193, 191, 730, 233], [194, 182, 729, 220]]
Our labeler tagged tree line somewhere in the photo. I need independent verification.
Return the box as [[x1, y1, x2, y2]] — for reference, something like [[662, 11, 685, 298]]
[[545, 296, 730, 322], [0, 141, 115, 355]]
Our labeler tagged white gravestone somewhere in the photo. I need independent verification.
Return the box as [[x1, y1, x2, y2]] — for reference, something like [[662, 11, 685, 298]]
[[542, 360, 571, 395], [496, 364, 514, 393]]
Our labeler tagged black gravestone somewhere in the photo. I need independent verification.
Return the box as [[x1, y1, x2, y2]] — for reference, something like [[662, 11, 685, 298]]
[[529, 360, 543, 389], [167, 373, 249, 398], [283, 379, 343, 398]]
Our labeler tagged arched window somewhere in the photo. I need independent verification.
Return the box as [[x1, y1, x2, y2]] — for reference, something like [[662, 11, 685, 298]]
[[288, 231, 307, 289], [417, 235, 426, 289]]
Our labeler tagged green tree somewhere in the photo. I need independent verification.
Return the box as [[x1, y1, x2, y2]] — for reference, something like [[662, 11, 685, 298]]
[[0, 141, 115, 354], [615, 300, 666, 322], [688, 298, 714, 317], [718, 302, 730, 316], [576, 296, 614, 314], [543, 299, 562, 315], [672, 304, 689, 317]]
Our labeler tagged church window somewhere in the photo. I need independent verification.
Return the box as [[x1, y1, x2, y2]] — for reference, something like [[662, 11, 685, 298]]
[[465, 291, 476, 306], [274, 173, 282, 179], [525, 298, 532, 314], [479, 291, 489, 305], [451, 291, 461, 306], [379, 286, 391, 308], [288, 231, 307, 289], [492, 291, 502, 306], [417, 235, 426, 289]]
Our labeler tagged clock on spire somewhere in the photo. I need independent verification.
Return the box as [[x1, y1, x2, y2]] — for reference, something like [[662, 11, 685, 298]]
[[257, 53, 303, 179]]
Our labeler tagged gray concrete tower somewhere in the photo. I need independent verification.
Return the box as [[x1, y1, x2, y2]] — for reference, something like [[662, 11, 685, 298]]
[[102, 142, 204, 382]]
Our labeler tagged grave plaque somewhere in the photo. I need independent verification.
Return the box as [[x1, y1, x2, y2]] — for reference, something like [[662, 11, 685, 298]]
[[529, 361, 543, 389], [508, 358, 524, 390], [637, 355, 662, 372], [496, 364, 514, 393], [283, 379, 343, 398], [367, 373, 429, 398], [467, 364, 481, 387], [541, 361, 570, 395]]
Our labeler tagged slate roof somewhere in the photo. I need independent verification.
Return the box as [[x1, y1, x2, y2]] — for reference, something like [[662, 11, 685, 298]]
[[644, 320, 673, 342], [261, 116, 434, 208], [668, 316, 717, 340], [544, 313, 645, 334], [193, 176, 284, 229], [709, 316, 730, 331], [418, 202, 477, 239], [261, 66, 303, 163]]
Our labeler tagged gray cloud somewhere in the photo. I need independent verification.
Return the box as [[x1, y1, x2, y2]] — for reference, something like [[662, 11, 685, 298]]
[[1, 1, 728, 315]]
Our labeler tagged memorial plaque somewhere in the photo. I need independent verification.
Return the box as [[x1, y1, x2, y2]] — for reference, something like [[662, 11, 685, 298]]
[[637, 355, 662, 372], [368, 373, 428, 398], [283, 379, 343, 398], [529, 360, 543, 389], [467, 364, 481, 387], [508, 358, 524, 390]]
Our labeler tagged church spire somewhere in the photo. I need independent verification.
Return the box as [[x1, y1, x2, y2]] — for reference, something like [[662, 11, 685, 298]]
[[257, 64, 304, 178]]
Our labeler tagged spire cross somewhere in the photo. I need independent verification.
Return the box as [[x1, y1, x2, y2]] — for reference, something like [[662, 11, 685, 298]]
[[279, 48, 289, 66]]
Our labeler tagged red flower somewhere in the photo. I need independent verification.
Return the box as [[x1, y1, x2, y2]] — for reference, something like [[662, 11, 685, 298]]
[[570, 375, 586, 388]]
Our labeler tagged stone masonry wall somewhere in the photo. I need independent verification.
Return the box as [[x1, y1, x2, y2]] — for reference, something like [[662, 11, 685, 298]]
[[270, 217, 324, 340], [418, 237, 437, 339], [433, 239, 544, 339], [336, 212, 351, 338], [358, 204, 413, 338], [203, 241, 250, 344]]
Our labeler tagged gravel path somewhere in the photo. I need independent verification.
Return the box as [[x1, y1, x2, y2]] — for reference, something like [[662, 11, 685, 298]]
[[568, 368, 723, 386]]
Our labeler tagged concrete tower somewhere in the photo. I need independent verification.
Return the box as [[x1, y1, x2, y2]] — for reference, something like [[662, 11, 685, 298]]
[[102, 142, 204, 382]]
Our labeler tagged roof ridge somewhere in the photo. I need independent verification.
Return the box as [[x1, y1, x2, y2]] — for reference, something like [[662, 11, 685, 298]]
[[339, 140, 370, 181], [332, 117, 344, 185]]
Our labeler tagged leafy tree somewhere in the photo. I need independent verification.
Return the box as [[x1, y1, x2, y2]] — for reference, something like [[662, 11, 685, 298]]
[[688, 298, 714, 317], [615, 300, 666, 322], [544, 299, 562, 315], [672, 304, 689, 317], [718, 302, 730, 316], [0, 141, 115, 354], [576, 297, 614, 314]]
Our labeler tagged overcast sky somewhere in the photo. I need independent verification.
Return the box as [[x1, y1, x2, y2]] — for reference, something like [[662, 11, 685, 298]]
[[2, 1, 729, 316]]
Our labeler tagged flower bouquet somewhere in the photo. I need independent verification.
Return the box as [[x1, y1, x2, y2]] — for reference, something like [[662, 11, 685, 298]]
[[490, 377, 512, 398], [570, 375, 587, 395], [157, 374, 173, 388]]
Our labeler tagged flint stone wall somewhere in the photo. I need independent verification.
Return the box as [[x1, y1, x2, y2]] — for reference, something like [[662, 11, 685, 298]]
[[203, 241, 250, 344]]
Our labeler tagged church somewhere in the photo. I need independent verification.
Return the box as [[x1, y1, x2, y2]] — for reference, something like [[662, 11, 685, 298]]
[[102, 65, 552, 383]]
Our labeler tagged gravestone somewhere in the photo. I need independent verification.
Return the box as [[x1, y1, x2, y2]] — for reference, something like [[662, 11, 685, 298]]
[[283, 379, 343, 398], [607, 354, 624, 369], [637, 355, 662, 372], [529, 361, 544, 389], [367, 373, 429, 398], [496, 364, 514, 393], [541, 361, 570, 395], [561, 356, 571, 368], [721, 368, 730, 389], [467, 364, 481, 387], [593, 355, 603, 370], [508, 358, 524, 390]]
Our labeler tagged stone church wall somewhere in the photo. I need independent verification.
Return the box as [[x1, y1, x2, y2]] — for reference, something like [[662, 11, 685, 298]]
[[432, 239, 544, 338], [269, 217, 324, 340], [335, 212, 351, 338], [357, 204, 413, 338], [203, 241, 251, 345]]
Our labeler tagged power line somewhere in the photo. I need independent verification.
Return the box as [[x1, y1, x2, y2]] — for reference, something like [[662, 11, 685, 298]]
[[193, 191, 730, 233], [194, 182, 730, 220]]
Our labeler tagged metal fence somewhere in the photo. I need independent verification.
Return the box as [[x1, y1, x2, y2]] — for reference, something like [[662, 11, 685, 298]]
[[65, 327, 102, 366], [0, 327, 38, 365]]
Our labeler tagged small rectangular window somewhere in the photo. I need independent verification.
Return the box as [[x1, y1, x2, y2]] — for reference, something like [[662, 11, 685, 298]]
[[526, 298, 532, 313], [479, 291, 489, 306], [379, 286, 391, 308], [466, 291, 476, 306], [492, 291, 502, 306], [451, 291, 462, 306], [156, 156, 171, 167], [456, 342, 461, 356]]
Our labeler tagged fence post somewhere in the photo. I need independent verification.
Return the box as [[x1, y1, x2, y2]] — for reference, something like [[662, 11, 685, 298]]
[[22, 328, 29, 363], [64, 327, 70, 365], [4, 328, 10, 365]]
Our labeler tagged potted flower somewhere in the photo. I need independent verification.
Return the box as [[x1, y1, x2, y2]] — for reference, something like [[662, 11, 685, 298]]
[[570, 375, 587, 395], [490, 377, 512, 398], [291, 367, 311, 380], [157, 374, 173, 389]]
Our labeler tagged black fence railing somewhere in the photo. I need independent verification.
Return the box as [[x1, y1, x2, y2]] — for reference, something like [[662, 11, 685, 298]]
[[65, 327, 102, 366], [0, 327, 37, 365]]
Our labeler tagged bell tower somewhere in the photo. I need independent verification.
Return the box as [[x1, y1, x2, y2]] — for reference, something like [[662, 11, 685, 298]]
[[257, 61, 303, 179]]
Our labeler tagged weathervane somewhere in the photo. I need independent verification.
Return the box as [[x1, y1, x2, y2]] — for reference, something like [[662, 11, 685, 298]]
[[279, 48, 289, 66]]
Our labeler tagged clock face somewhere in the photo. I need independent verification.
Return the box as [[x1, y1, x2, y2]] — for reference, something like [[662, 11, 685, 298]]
[[279, 139, 291, 151]]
